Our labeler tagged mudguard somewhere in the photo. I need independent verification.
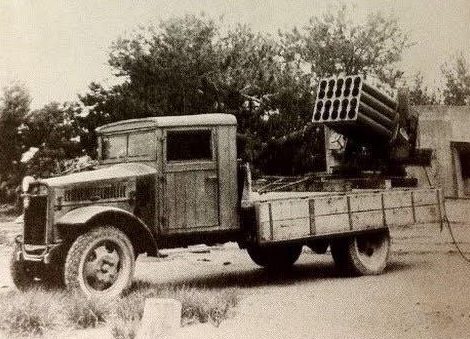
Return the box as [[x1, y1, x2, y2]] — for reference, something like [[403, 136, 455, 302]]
[[56, 205, 158, 255]]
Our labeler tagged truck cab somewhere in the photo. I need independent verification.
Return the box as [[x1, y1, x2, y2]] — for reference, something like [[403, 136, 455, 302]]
[[96, 114, 240, 243], [13, 114, 242, 298]]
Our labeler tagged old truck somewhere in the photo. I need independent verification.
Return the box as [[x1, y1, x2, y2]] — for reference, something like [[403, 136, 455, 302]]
[[12, 76, 444, 298]]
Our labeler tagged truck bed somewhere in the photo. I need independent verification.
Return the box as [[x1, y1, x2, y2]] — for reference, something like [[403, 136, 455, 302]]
[[251, 188, 444, 244]]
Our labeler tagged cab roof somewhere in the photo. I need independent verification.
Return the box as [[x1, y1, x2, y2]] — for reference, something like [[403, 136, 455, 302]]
[[96, 113, 237, 134]]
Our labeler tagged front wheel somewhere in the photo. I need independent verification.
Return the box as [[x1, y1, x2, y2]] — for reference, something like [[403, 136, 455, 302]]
[[247, 244, 302, 270], [331, 230, 390, 276], [64, 226, 135, 299]]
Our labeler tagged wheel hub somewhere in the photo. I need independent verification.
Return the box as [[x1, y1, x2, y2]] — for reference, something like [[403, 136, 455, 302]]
[[84, 243, 121, 291]]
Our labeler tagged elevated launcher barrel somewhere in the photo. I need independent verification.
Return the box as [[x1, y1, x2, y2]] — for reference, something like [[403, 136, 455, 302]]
[[311, 75, 433, 167], [312, 75, 401, 143]]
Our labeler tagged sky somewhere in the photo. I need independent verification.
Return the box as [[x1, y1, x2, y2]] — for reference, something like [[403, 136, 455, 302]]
[[1, 0, 469, 109]]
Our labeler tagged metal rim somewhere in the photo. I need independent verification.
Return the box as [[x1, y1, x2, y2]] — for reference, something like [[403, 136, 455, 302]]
[[81, 239, 129, 293], [354, 233, 389, 270]]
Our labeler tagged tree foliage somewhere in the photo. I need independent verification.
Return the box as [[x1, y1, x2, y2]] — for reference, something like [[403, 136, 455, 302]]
[[21, 102, 82, 177], [441, 54, 470, 105], [76, 9, 410, 175], [0, 83, 31, 177], [281, 6, 409, 87], [407, 72, 440, 105]]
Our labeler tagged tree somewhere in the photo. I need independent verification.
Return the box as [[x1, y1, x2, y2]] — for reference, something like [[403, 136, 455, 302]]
[[441, 54, 470, 105], [108, 14, 221, 117], [21, 102, 82, 177], [407, 72, 440, 105], [281, 5, 409, 88], [78, 9, 410, 175], [0, 83, 31, 177]]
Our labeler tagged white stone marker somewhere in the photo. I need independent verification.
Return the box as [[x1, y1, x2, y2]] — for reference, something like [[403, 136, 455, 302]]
[[137, 298, 182, 339]]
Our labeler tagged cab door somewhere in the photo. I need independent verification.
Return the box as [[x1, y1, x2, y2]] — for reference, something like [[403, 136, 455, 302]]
[[162, 128, 219, 233]]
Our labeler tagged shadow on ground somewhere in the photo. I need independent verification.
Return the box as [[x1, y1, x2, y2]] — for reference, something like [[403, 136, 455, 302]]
[[132, 256, 420, 291]]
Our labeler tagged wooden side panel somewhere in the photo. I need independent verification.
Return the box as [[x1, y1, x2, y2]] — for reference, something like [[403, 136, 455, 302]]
[[217, 126, 239, 230], [383, 191, 412, 209], [415, 205, 439, 224], [315, 214, 349, 234], [165, 172, 176, 230], [385, 207, 414, 226], [351, 211, 384, 229], [315, 196, 348, 215], [255, 188, 444, 244]]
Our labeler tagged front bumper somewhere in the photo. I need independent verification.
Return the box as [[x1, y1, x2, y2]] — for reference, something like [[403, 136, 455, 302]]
[[15, 235, 62, 264]]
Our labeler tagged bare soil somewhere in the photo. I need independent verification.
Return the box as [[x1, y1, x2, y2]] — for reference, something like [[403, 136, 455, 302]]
[[0, 218, 469, 338]]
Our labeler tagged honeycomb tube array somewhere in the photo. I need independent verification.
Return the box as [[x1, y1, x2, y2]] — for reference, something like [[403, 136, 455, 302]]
[[313, 75, 399, 141]]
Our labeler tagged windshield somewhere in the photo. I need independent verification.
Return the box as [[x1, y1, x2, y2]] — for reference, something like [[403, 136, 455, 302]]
[[102, 131, 156, 161]]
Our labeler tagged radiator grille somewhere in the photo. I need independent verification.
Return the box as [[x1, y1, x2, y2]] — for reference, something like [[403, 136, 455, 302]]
[[64, 183, 127, 202], [23, 196, 48, 245]]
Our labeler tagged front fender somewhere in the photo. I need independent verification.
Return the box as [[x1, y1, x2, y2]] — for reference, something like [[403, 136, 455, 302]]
[[56, 205, 158, 255]]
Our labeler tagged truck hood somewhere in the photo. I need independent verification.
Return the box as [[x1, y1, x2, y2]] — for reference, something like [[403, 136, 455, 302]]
[[42, 162, 157, 187]]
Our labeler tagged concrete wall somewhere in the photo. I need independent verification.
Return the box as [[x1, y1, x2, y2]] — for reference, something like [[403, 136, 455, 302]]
[[410, 105, 470, 197]]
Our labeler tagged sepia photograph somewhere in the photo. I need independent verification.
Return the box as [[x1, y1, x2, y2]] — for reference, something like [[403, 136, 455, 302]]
[[0, 0, 469, 338]]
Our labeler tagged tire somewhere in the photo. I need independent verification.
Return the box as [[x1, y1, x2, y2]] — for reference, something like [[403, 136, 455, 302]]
[[64, 226, 135, 299], [247, 244, 302, 270], [331, 230, 390, 276]]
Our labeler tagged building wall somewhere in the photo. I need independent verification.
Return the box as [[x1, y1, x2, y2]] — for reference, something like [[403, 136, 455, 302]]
[[410, 105, 470, 197]]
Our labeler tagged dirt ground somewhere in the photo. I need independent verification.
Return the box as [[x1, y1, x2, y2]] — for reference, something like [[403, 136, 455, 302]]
[[0, 217, 469, 338]]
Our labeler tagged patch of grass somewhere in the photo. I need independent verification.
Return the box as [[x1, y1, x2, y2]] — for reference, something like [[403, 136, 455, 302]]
[[0, 282, 240, 338], [65, 292, 113, 329], [110, 282, 240, 338], [0, 288, 66, 336]]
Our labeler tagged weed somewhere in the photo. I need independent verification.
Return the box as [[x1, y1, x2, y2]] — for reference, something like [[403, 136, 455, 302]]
[[65, 292, 113, 329], [0, 289, 66, 336], [0, 282, 239, 338]]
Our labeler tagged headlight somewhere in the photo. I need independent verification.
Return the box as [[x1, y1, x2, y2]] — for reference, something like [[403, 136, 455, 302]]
[[22, 176, 35, 193]]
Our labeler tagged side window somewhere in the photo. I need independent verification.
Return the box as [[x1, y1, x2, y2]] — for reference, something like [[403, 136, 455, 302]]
[[102, 134, 127, 160], [167, 130, 212, 162], [101, 131, 156, 161], [128, 131, 156, 158]]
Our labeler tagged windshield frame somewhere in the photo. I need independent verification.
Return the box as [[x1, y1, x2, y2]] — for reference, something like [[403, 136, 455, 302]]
[[99, 128, 157, 164]]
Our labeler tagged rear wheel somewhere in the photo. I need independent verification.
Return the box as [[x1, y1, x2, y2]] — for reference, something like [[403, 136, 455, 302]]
[[331, 230, 390, 276], [247, 244, 302, 270], [64, 226, 135, 299]]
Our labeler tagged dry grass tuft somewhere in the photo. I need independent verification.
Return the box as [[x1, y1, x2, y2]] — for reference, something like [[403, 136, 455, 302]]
[[0, 282, 240, 338], [0, 288, 66, 336]]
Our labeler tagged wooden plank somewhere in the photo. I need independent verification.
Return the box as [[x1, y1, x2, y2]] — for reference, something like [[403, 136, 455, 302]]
[[174, 172, 186, 228], [415, 205, 439, 223], [204, 170, 219, 226], [315, 195, 348, 216], [384, 207, 414, 226], [228, 126, 238, 229], [166, 173, 176, 229], [185, 172, 196, 228], [270, 199, 309, 221], [413, 190, 439, 206], [272, 218, 310, 241], [349, 193, 382, 212], [315, 214, 349, 234], [351, 210, 384, 230], [195, 171, 206, 227], [217, 126, 231, 229], [309, 199, 316, 235], [383, 191, 411, 209]]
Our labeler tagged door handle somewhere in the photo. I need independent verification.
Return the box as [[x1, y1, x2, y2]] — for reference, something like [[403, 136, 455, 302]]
[[206, 176, 218, 180]]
